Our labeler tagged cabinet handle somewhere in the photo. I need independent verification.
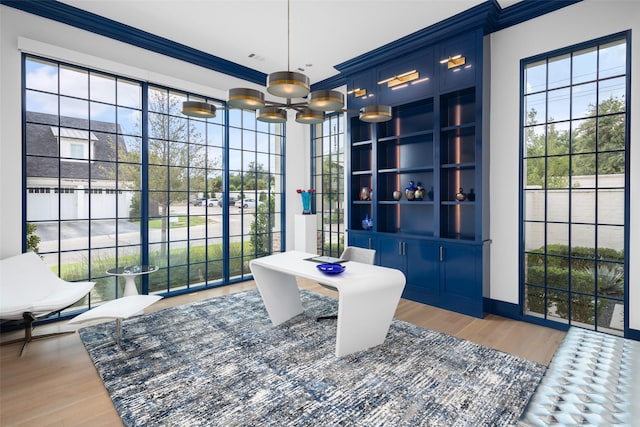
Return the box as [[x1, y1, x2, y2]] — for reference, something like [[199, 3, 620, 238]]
[[398, 241, 402, 256], [439, 246, 444, 262], [368, 238, 372, 249], [403, 242, 407, 256]]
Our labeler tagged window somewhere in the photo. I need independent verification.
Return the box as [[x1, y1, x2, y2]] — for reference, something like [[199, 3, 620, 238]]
[[23, 54, 284, 313], [521, 33, 629, 336], [312, 113, 345, 257]]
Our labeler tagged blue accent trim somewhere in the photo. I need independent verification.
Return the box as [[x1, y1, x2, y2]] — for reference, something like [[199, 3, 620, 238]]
[[21, 54, 27, 254], [1, 0, 266, 85], [483, 298, 521, 320], [311, 74, 347, 91], [140, 84, 150, 294], [281, 124, 287, 251], [627, 328, 640, 341], [222, 108, 230, 281], [623, 31, 632, 338]]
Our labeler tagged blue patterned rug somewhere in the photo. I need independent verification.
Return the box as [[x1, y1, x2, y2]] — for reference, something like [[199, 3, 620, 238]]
[[78, 289, 546, 426]]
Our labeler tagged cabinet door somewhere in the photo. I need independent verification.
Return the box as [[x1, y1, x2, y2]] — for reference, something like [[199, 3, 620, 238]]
[[348, 232, 376, 251], [440, 242, 483, 317], [377, 236, 406, 272], [406, 240, 439, 298]]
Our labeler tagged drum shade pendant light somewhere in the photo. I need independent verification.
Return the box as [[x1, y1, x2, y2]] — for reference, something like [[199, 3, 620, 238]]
[[182, 0, 391, 124]]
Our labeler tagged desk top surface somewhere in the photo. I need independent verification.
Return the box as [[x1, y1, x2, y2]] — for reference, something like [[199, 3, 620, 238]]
[[250, 251, 405, 291]]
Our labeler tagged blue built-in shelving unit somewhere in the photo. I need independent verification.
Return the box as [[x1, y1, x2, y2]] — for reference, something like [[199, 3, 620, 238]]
[[343, 27, 488, 318]]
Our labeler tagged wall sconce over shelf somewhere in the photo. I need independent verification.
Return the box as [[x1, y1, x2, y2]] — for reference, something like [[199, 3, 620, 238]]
[[347, 88, 368, 98], [440, 54, 466, 69], [378, 70, 420, 88]]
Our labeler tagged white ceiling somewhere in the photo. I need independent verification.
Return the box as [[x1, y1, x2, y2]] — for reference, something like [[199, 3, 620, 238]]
[[59, 0, 521, 85]]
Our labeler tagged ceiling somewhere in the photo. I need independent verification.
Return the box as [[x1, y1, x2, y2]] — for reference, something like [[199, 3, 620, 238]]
[[59, 0, 522, 87]]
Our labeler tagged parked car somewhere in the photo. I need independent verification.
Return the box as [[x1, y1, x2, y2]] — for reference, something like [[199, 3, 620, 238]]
[[202, 198, 219, 207], [191, 197, 206, 206], [235, 198, 261, 209]]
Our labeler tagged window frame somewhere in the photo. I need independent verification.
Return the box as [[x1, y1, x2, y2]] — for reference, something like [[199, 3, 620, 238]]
[[519, 31, 631, 337]]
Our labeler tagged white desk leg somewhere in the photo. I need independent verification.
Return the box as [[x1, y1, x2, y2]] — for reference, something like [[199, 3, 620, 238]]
[[122, 275, 139, 297], [335, 286, 403, 357], [251, 263, 304, 325]]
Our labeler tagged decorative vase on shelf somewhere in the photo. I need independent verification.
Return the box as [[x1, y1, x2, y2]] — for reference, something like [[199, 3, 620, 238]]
[[415, 182, 425, 200], [467, 188, 476, 201], [405, 180, 417, 201], [392, 190, 403, 201], [359, 186, 371, 201], [427, 186, 434, 201], [361, 215, 373, 231], [455, 188, 467, 202], [297, 188, 315, 214]]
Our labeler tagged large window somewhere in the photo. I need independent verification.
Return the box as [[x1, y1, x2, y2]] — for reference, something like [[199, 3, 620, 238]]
[[521, 34, 629, 336], [312, 113, 345, 257], [23, 55, 283, 312]]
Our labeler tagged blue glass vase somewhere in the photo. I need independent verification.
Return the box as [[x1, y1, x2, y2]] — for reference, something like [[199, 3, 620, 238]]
[[300, 192, 312, 215]]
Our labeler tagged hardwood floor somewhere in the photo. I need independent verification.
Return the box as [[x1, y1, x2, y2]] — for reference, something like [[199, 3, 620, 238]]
[[1, 280, 565, 426]]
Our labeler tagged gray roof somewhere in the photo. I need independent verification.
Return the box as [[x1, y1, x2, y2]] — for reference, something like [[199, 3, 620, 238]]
[[26, 112, 127, 181]]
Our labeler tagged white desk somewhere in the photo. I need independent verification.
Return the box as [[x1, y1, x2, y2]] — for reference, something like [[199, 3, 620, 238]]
[[249, 251, 406, 357]]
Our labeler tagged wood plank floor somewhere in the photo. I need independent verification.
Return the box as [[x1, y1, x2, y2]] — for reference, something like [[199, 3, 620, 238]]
[[1, 280, 566, 426]]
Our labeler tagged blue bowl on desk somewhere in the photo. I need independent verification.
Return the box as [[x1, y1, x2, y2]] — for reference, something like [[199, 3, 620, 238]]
[[317, 263, 346, 275]]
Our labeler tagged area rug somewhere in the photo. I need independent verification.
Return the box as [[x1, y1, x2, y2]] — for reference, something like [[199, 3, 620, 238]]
[[78, 289, 546, 426]]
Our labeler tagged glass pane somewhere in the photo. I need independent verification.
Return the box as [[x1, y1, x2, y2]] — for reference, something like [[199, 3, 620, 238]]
[[598, 152, 625, 181], [598, 77, 625, 114], [548, 54, 571, 89], [571, 118, 595, 153], [546, 190, 567, 222], [524, 157, 545, 188], [525, 285, 546, 317], [597, 225, 624, 255], [598, 298, 624, 334], [524, 221, 544, 252], [571, 293, 595, 327], [207, 123, 224, 147], [571, 223, 594, 251], [599, 39, 626, 79], [572, 47, 597, 84], [547, 88, 570, 122], [597, 189, 624, 225], [524, 93, 546, 125], [547, 222, 568, 247], [571, 82, 596, 119], [525, 60, 546, 94], [595, 261, 624, 298], [547, 290, 569, 323], [571, 153, 596, 185], [525, 253, 545, 285], [60, 65, 88, 98], [546, 254, 568, 290], [26, 58, 58, 92], [570, 189, 595, 223], [524, 125, 546, 157], [60, 97, 88, 121], [598, 114, 626, 152], [547, 155, 569, 188], [547, 122, 569, 155], [89, 72, 116, 104], [117, 107, 142, 136], [571, 257, 595, 295], [26, 90, 59, 115], [117, 80, 141, 109]]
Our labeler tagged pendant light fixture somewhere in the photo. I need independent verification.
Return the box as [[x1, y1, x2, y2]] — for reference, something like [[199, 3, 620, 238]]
[[182, 0, 391, 124]]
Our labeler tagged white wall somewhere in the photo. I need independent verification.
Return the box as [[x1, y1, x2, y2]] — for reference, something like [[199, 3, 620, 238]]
[[489, 0, 640, 330], [0, 6, 307, 258]]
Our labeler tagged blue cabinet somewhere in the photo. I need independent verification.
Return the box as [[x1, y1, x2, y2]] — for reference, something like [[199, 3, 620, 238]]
[[440, 242, 483, 318], [345, 31, 487, 318]]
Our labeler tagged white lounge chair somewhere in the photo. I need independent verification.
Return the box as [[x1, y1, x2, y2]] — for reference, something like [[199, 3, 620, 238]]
[[0, 252, 95, 356]]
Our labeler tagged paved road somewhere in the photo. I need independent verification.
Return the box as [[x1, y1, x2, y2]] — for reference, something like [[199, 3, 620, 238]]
[[36, 204, 260, 263]]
